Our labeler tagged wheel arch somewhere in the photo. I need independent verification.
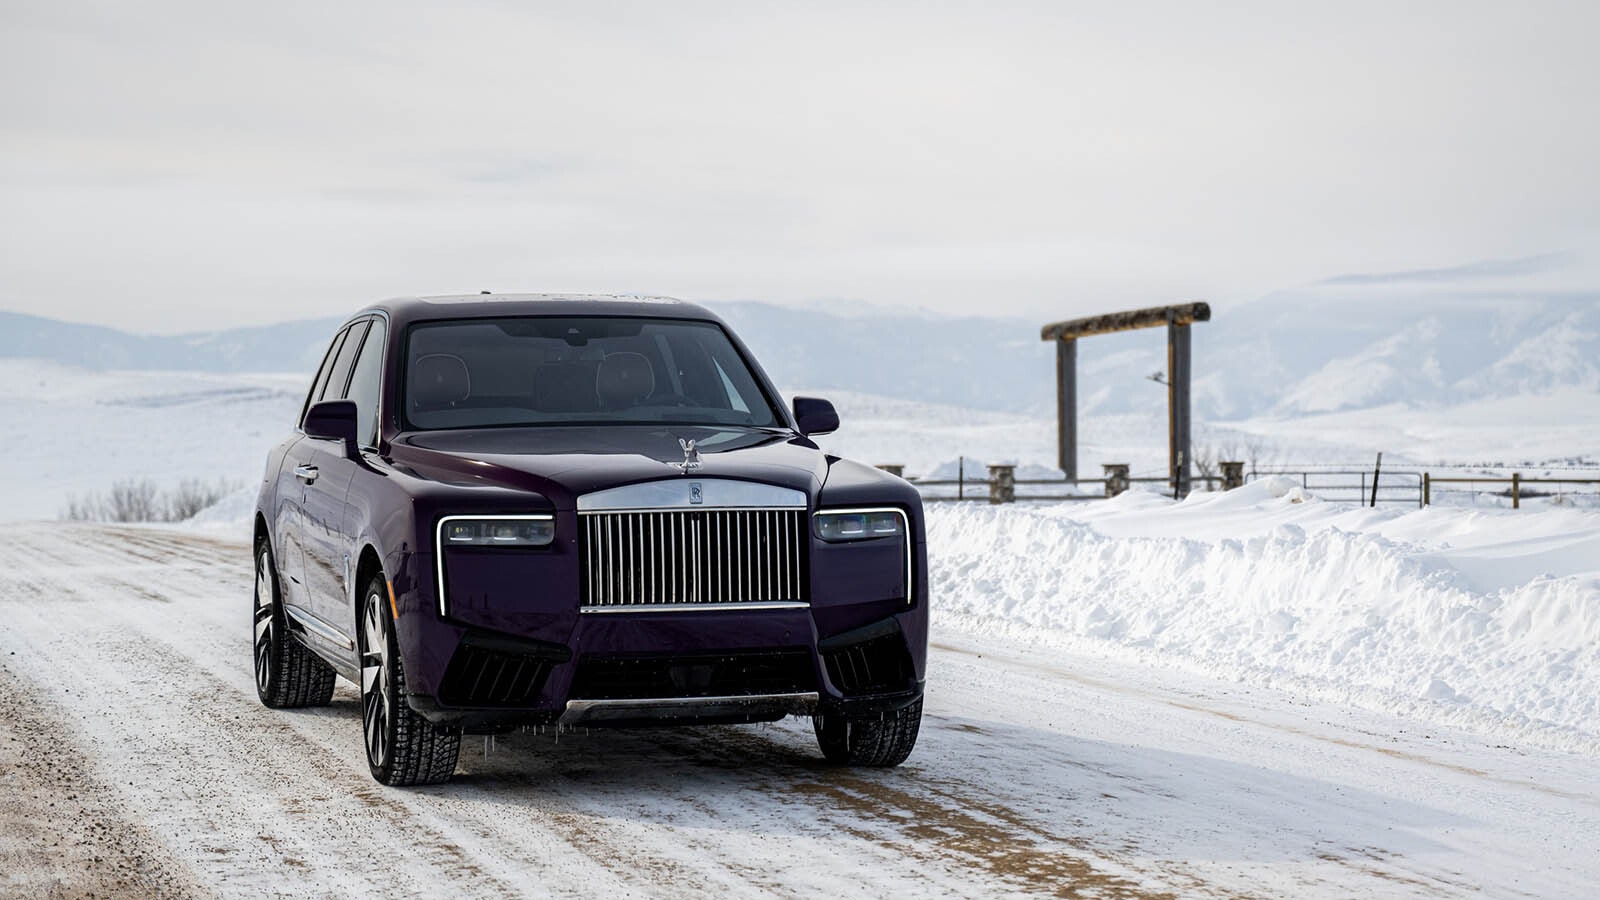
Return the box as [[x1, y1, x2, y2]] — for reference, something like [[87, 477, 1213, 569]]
[[355, 543, 387, 613]]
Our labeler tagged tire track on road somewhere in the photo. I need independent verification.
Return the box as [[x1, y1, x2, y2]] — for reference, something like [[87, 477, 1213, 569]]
[[0, 657, 206, 899]]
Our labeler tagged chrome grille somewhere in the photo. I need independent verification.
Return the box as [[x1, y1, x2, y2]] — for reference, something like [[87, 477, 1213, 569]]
[[581, 509, 807, 609]]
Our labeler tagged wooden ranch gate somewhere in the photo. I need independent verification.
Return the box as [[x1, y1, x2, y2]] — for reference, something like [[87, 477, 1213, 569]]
[[1041, 302, 1211, 497]]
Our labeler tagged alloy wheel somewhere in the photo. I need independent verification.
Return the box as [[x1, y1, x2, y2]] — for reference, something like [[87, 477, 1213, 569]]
[[361, 589, 390, 769], [253, 547, 275, 694]]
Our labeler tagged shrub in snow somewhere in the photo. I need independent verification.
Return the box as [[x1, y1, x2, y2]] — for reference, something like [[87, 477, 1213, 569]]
[[62, 478, 239, 523]]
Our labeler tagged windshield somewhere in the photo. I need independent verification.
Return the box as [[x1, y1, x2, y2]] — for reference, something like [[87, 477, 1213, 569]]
[[402, 317, 785, 430]]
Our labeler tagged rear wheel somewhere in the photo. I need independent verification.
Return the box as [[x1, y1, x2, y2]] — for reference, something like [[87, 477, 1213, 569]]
[[814, 698, 923, 767], [359, 575, 460, 786], [253, 537, 335, 708]]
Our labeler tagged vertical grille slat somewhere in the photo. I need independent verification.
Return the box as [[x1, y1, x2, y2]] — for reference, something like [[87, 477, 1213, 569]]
[[581, 508, 806, 608]]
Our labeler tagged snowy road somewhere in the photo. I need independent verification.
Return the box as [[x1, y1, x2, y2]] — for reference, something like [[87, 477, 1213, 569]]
[[2, 524, 1596, 898]]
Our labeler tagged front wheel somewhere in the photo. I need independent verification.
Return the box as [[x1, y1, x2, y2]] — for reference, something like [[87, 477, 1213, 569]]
[[814, 698, 923, 767], [359, 575, 460, 786]]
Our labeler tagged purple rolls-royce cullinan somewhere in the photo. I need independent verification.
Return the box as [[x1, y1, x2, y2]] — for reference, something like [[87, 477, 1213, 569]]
[[252, 294, 927, 785]]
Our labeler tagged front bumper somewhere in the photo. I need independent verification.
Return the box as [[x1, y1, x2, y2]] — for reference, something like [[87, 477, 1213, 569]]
[[402, 606, 926, 732]]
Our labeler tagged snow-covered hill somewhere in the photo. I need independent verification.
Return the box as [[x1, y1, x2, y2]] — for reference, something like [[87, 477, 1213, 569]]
[[4, 288, 1595, 421], [0, 310, 342, 374]]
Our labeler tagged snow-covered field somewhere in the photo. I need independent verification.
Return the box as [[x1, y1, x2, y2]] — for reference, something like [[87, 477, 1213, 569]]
[[0, 360, 305, 521], [3, 523, 1597, 898], [1, 360, 1597, 896]]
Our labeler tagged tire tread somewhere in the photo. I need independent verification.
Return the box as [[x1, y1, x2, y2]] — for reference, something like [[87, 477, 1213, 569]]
[[813, 698, 922, 767]]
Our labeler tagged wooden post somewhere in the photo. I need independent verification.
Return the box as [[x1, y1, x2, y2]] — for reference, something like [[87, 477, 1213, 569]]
[[957, 456, 964, 500], [1167, 318, 1192, 498], [988, 464, 1016, 505], [1220, 461, 1245, 490], [1102, 464, 1130, 497], [1056, 339, 1077, 481], [876, 464, 904, 478], [1423, 472, 1431, 506], [1370, 452, 1382, 508], [1512, 472, 1521, 509]]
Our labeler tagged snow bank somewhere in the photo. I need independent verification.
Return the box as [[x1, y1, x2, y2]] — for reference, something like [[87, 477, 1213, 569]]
[[178, 484, 258, 540], [928, 482, 1600, 753]]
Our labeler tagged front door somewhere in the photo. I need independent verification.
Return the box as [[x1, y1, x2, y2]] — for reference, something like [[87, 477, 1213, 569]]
[[291, 319, 369, 654]]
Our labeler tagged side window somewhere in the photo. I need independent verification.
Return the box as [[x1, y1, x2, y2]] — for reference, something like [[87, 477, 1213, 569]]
[[343, 319, 387, 447], [320, 320, 370, 403], [301, 326, 351, 426]]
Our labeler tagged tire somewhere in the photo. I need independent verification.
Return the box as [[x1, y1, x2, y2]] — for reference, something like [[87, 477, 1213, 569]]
[[358, 574, 460, 786], [254, 537, 336, 708], [813, 698, 923, 767]]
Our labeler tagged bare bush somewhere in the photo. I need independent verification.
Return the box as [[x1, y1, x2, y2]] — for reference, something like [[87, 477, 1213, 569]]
[[108, 479, 161, 523], [61, 478, 238, 523], [166, 478, 236, 521], [1192, 431, 1246, 490], [1243, 435, 1279, 474], [1192, 443, 1218, 487]]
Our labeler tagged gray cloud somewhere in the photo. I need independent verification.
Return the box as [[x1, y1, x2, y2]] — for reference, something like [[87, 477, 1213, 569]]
[[3, 0, 1599, 331]]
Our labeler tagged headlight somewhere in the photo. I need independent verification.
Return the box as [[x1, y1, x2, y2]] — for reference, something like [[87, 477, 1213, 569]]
[[814, 509, 904, 542], [439, 516, 554, 547]]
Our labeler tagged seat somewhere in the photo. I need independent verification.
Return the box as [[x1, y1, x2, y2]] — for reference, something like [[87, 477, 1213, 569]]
[[595, 352, 655, 409], [410, 354, 471, 411]]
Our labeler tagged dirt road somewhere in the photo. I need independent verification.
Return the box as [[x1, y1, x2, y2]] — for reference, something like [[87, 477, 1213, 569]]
[[1, 523, 1594, 898]]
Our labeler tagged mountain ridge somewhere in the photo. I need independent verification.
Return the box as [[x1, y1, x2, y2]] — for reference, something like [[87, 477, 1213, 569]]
[[2, 291, 1594, 421]]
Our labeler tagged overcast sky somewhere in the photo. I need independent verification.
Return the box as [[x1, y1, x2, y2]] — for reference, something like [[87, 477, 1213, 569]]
[[3, 0, 1597, 333]]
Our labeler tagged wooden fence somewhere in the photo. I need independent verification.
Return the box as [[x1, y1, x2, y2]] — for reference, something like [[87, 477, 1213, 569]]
[[881, 461, 1600, 508], [880, 460, 1223, 504], [1423, 473, 1600, 509]]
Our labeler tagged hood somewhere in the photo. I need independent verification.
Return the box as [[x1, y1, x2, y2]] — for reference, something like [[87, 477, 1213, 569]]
[[386, 424, 828, 507]]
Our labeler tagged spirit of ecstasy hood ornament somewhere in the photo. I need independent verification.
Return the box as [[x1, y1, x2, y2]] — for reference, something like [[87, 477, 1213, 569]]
[[677, 438, 701, 474]]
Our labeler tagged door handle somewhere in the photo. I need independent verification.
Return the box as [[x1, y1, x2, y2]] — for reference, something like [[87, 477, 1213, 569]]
[[294, 464, 319, 484]]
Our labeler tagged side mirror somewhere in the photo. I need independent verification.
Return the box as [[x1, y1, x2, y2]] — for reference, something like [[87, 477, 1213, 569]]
[[304, 399, 359, 458], [792, 396, 839, 436]]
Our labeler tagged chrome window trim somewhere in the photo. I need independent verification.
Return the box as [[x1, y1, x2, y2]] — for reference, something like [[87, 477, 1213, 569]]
[[295, 310, 391, 446], [434, 513, 556, 618], [812, 506, 914, 606], [359, 309, 391, 452]]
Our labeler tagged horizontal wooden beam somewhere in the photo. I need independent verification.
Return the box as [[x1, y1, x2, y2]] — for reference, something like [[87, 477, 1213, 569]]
[[1040, 301, 1211, 342]]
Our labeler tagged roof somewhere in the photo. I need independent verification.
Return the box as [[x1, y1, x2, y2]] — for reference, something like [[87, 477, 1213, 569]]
[[356, 293, 723, 327]]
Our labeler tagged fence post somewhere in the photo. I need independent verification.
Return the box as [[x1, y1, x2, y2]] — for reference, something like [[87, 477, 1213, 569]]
[[1220, 461, 1245, 490], [1370, 452, 1382, 508], [958, 456, 964, 500], [1512, 472, 1521, 509], [876, 464, 904, 478], [1102, 463, 1130, 498], [988, 464, 1015, 505], [1423, 472, 1431, 507]]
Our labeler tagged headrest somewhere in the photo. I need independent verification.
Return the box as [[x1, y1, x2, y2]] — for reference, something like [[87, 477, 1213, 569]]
[[410, 354, 471, 408], [595, 352, 655, 408]]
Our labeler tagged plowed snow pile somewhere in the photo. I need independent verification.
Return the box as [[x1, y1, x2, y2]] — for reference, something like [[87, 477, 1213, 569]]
[[928, 478, 1600, 753]]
